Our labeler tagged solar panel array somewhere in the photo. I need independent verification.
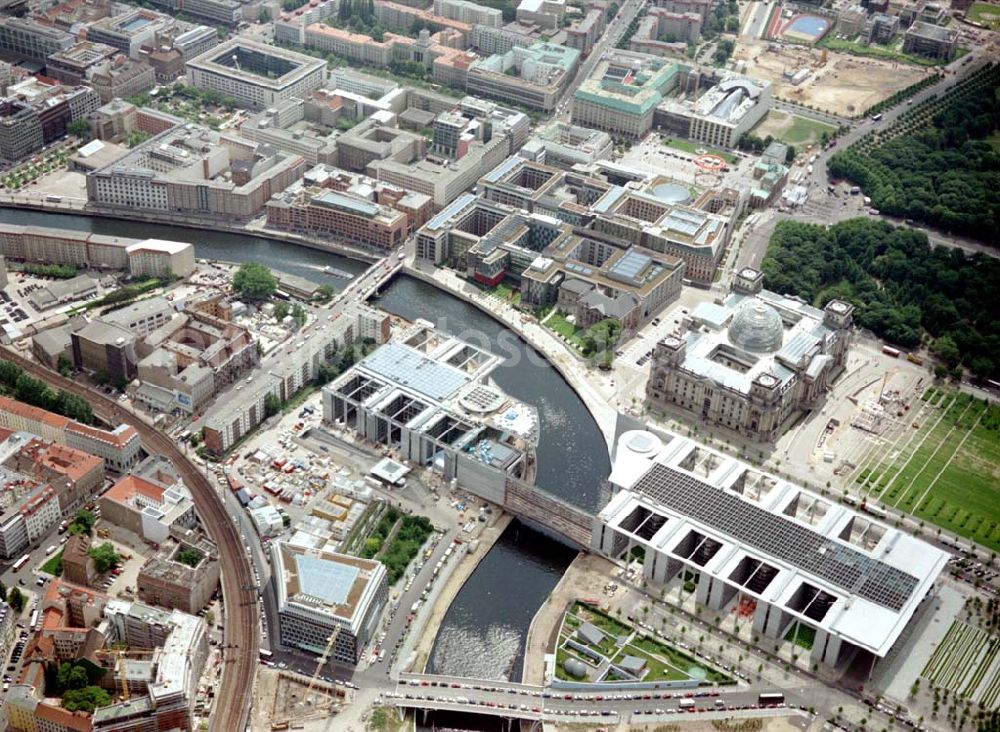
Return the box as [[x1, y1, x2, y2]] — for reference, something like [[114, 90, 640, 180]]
[[631, 464, 919, 611]]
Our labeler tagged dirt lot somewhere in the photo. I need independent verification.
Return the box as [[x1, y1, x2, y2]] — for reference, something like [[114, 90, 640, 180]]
[[734, 40, 931, 115], [252, 668, 348, 731]]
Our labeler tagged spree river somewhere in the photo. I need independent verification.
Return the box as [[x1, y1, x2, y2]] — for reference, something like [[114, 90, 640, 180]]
[[0, 209, 611, 682]]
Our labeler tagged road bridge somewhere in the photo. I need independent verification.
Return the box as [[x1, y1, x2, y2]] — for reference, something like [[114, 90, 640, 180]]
[[502, 477, 595, 547], [388, 673, 793, 724]]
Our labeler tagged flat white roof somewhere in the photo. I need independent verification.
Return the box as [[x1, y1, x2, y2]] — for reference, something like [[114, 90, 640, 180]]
[[602, 430, 949, 657], [126, 238, 191, 255]]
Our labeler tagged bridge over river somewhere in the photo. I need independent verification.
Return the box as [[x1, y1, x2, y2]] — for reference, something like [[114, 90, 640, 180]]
[[387, 672, 793, 725]]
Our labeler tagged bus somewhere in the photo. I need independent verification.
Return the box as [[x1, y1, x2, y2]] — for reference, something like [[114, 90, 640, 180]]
[[12, 554, 30, 572], [758, 692, 785, 706], [29, 609, 39, 629], [871, 113, 883, 122], [679, 699, 696, 710], [882, 346, 901, 358]]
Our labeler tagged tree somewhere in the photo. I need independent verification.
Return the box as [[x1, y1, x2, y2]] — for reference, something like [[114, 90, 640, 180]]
[[7, 586, 24, 612], [315, 284, 335, 301], [272, 301, 289, 321], [292, 303, 307, 328], [62, 686, 111, 713], [932, 335, 961, 368], [725, 15, 739, 32], [68, 510, 95, 536], [88, 542, 120, 573], [57, 663, 89, 691], [264, 393, 281, 418], [175, 548, 202, 568], [785, 144, 796, 164], [57, 354, 72, 377], [67, 119, 92, 139], [232, 262, 277, 302], [257, 6, 271, 22]]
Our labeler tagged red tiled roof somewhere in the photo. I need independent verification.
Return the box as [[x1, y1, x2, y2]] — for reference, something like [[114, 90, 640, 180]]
[[103, 474, 164, 505]]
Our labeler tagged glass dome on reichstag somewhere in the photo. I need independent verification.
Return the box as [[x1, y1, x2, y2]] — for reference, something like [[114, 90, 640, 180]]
[[728, 300, 784, 353]]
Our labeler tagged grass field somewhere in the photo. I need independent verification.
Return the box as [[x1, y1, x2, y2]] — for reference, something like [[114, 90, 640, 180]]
[[856, 389, 1000, 551], [41, 549, 64, 576], [661, 137, 738, 164], [545, 310, 584, 350], [752, 110, 837, 147], [968, 2, 1000, 30]]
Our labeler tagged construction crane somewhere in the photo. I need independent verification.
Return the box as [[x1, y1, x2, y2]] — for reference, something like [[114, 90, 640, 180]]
[[95, 648, 157, 702], [274, 627, 342, 726]]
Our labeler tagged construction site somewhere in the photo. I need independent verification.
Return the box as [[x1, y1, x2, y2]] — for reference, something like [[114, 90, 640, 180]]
[[253, 668, 347, 731], [733, 39, 930, 115]]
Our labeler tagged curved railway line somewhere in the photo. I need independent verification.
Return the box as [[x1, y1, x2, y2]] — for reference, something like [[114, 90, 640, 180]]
[[1, 347, 259, 731]]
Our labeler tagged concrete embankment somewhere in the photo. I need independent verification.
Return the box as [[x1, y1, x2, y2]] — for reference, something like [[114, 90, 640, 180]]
[[402, 513, 513, 675], [1, 199, 380, 263]]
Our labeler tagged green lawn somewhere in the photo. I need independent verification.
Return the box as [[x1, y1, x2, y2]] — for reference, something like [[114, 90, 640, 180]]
[[614, 645, 690, 682], [571, 603, 631, 638], [630, 634, 732, 683], [41, 549, 64, 577], [546, 310, 584, 349], [785, 623, 816, 651], [489, 282, 521, 304], [661, 137, 738, 164], [783, 115, 837, 145], [859, 390, 1000, 551], [968, 2, 1000, 29], [819, 35, 952, 67]]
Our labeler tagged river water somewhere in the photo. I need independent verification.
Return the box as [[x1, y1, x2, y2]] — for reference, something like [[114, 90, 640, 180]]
[[0, 209, 612, 682]]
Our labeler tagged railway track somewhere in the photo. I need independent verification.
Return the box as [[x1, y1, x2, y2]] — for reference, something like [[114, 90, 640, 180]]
[[1, 347, 259, 731]]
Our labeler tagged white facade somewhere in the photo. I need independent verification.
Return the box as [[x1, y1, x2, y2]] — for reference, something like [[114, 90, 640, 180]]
[[594, 429, 949, 666]]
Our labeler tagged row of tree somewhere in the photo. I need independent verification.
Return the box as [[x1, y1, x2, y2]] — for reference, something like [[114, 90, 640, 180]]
[[0, 360, 93, 424], [761, 218, 1000, 379], [827, 78, 1000, 243]]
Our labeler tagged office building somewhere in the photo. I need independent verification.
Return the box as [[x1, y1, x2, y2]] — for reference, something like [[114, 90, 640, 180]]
[[902, 20, 958, 58], [434, 0, 503, 26], [573, 51, 681, 139], [646, 267, 854, 442], [323, 323, 539, 500], [46, 41, 118, 86], [86, 8, 176, 58], [137, 535, 220, 613], [185, 38, 326, 110], [267, 185, 410, 249], [86, 124, 307, 222], [0, 395, 140, 472], [0, 99, 44, 163], [89, 56, 157, 103], [594, 428, 949, 668], [519, 121, 613, 170], [0, 17, 73, 63], [271, 542, 388, 664], [100, 473, 197, 543], [71, 320, 138, 382], [467, 42, 579, 112]]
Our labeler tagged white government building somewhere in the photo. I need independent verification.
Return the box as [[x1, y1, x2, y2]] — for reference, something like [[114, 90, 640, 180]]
[[593, 429, 949, 670]]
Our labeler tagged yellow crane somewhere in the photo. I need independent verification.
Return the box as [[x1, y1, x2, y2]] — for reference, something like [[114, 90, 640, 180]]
[[94, 648, 157, 702]]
